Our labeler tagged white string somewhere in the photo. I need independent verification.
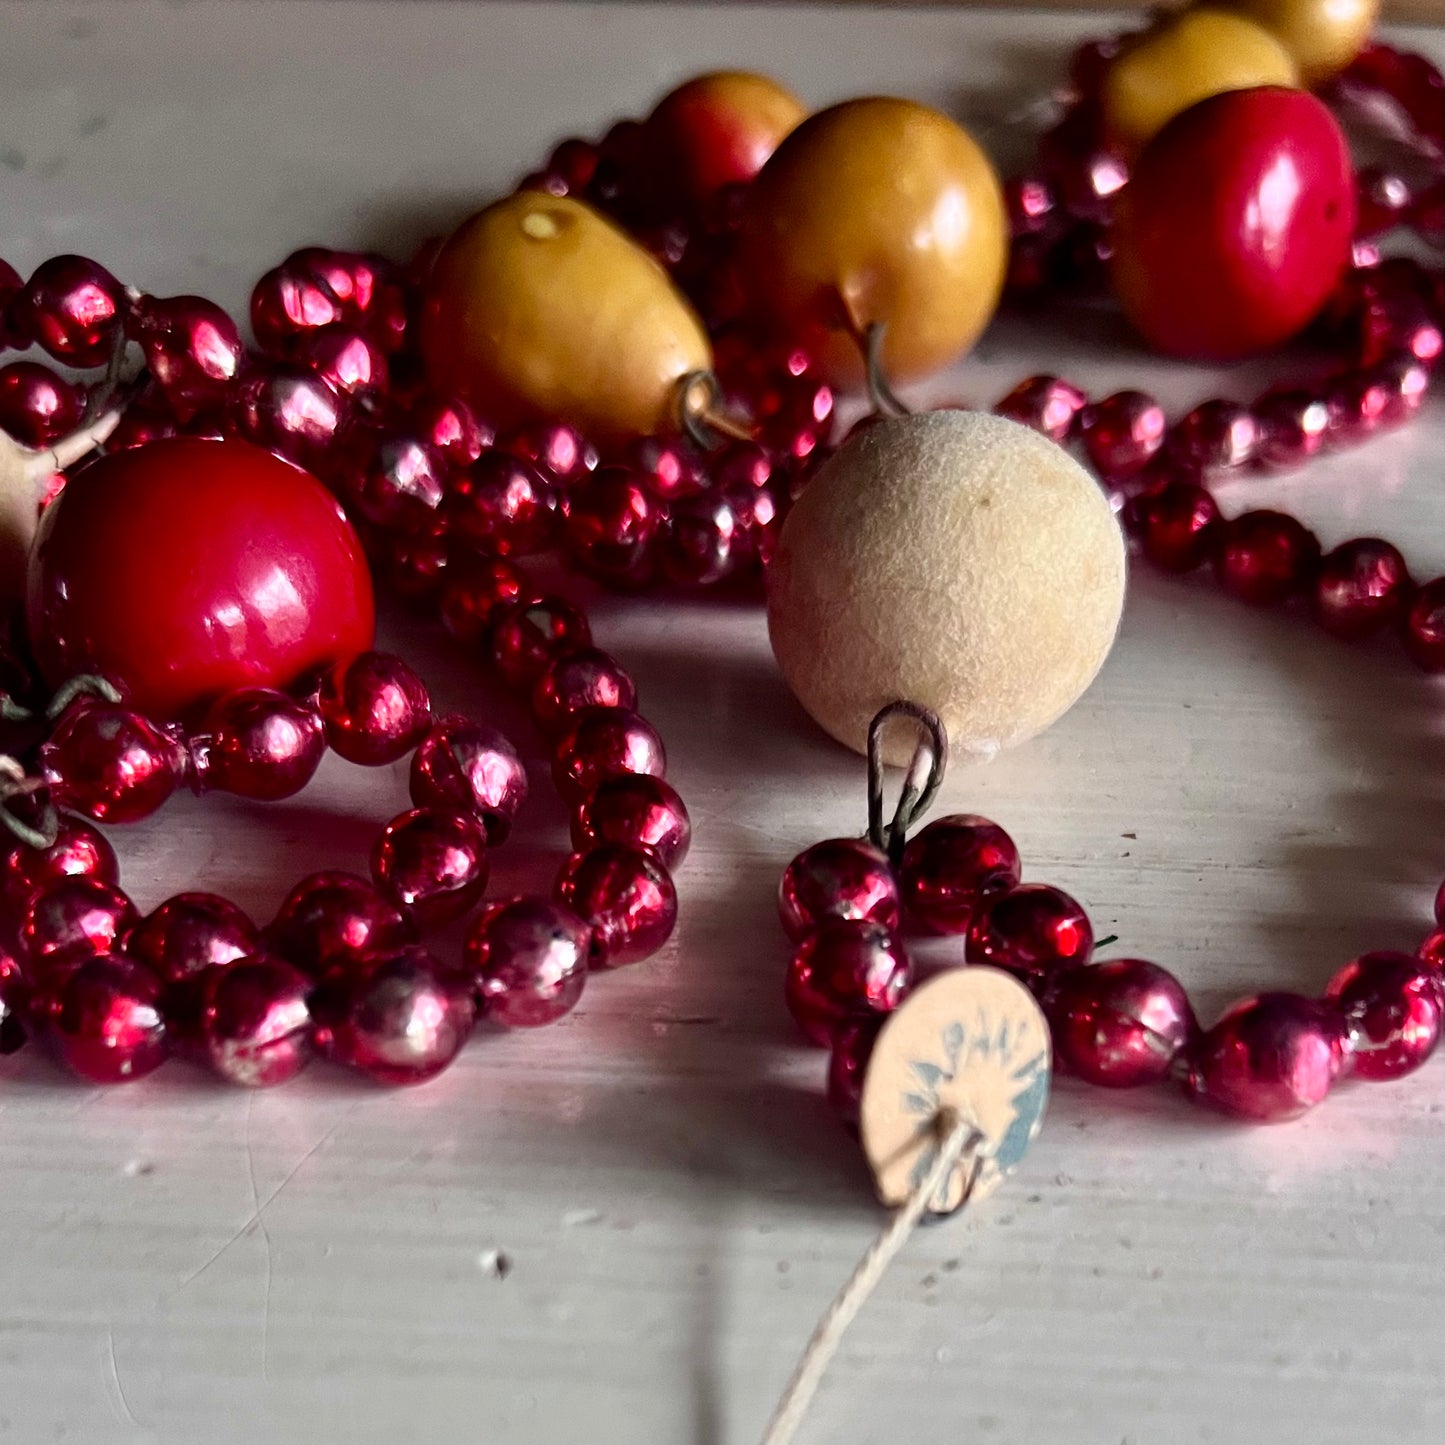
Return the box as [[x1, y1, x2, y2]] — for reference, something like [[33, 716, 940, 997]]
[[759, 1110, 985, 1445]]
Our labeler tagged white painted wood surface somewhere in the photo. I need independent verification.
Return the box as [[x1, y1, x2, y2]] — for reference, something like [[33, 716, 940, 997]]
[[2, 5, 1443, 1442]]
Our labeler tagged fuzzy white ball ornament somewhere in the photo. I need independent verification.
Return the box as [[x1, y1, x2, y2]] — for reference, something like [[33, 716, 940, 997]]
[[767, 409, 1126, 765]]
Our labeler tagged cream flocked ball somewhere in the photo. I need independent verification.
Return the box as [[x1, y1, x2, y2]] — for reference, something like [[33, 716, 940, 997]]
[[767, 409, 1126, 765]]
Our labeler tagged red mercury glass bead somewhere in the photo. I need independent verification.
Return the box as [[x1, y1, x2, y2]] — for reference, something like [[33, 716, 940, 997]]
[[1050, 221, 1116, 296], [619, 435, 708, 502], [408, 717, 527, 843], [200, 955, 314, 1087], [966, 883, 1093, 995], [548, 137, 600, 192], [1401, 577, 1445, 673], [40, 955, 168, 1082], [660, 492, 743, 587], [1367, 351, 1431, 424], [465, 896, 591, 1027], [1, 812, 117, 911], [784, 919, 912, 1047], [0, 257, 22, 349], [1127, 480, 1221, 573], [129, 294, 245, 419], [504, 421, 599, 487], [898, 813, 1021, 935], [762, 377, 836, 463], [12, 254, 126, 366], [1356, 293, 1443, 369], [226, 365, 352, 478], [0, 948, 27, 1054], [317, 651, 432, 765], [0, 361, 85, 447], [40, 702, 185, 823], [1413, 177, 1444, 244], [371, 806, 489, 930], [1326, 367, 1394, 443], [1079, 391, 1166, 482], [827, 1015, 885, 1128], [267, 870, 411, 979], [1251, 389, 1333, 470], [298, 322, 389, 400], [1004, 232, 1055, 301], [126, 892, 259, 984], [1038, 101, 1127, 223], [553, 707, 666, 806], [444, 452, 559, 557], [778, 838, 900, 943], [1435, 881, 1444, 929], [1325, 950, 1444, 1081], [1420, 930, 1445, 973], [21, 877, 138, 977], [1186, 993, 1347, 1122], [554, 845, 677, 967], [712, 440, 775, 493], [1212, 510, 1321, 606], [488, 596, 591, 689], [1004, 175, 1056, 237], [439, 557, 533, 645], [381, 526, 449, 608], [250, 260, 346, 353], [411, 392, 493, 468], [724, 478, 782, 565], [532, 647, 638, 739], [1354, 167, 1414, 240], [1167, 400, 1258, 474], [573, 774, 692, 870], [101, 394, 177, 451], [993, 375, 1089, 444], [1312, 538, 1412, 641], [342, 432, 447, 535], [190, 689, 325, 801], [322, 945, 475, 1085], [563, 467, 662, 588], [1048, 958, 1197, 1087]]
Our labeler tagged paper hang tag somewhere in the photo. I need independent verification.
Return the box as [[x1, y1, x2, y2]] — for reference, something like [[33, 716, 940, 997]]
[[860, 966, 1051, 1214]]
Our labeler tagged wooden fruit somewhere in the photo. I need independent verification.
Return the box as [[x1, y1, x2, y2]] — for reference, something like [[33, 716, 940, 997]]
[[1222, 0, 1379, 84]]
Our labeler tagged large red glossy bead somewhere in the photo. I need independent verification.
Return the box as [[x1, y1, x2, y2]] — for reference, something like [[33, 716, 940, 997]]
[[445, 452, 559, 557], [1325, 951, 1444, 1081], [1167, 400, 1258, 474], [552, 707, 665, 806], [1112, 89, 1355, 359], [1251, 389, 1333, 470], [572, 774, 691, 870], [439, 557, 533, 645], [1186, 993, 1347, 1122], [1079, 391, 1166, 482], [21, 877, 138, 976], [563, 467, 661, 588], [1127, 480, 1221, 573], [827, 1015, 885, 1128], [531, 648, 637, 740], [0, 813, 116, 912], [1212, 510, 1321, 606], [1401, 577, 1445, 673], [554, 845, 677, 967], [408, 718, 527, 844], [466, 897, 591, 1027], [965, 883, 1093, 994], [191, 689, 325, 800], [200, 955, 314, 1087], [0, 361, 85, 447], [41, 955, 167, 1082], [39, 702, 185, 823], [784, 919, 912, 1047], [126, 893, 259, 984], [488, 597, 591, 689], [267, 870, 411, 979], [226, 366, 352, 478], [992, 375, 1089, 444], [778, 838, 899, 943], [1313, 538, 1412, 641], [129, 294, 245, 419], [323, 945, 475, 1084], [12, 255, 126, 366], [27, 437, 374, 721], [371, 807, 489, 929], [318, 651, 431, 765], [1048, 958, 1196, 1086], [504, 421, 598, 487], [898, 813, 1021, 935]]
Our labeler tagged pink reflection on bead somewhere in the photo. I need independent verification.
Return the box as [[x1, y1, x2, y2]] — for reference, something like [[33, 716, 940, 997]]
[[250, 262, 345, 352], [0, 361, 85, 447], [412, 393, 493, 468], [343, 433, 446, 534], [1, 812, 117, 911], [371, 807, 488, 930], [1128, 480, 1220, 573], [661, 492, 742, 587], [409, 717, 527, 843], [1327, 368, 1394, 442], [572, 774, 691, 870], [1212, 510, 1320, 606], [130, 295, 245, 419], [14, 255, 125, 366], [619, 435, 708, 501], [1251, 389, 1333, 470], [21, 877, 138, 976], [504, 422, 598, 487], [1417, 929, 1444, 973], [126, 893, 259, 984], [1187, 993, 1346, 1122], [318, 651, 431, 765], [41, 702, 185, 823], [785, 920, 912, 1047], [993, 375, 1089, 444], [564, 467, 662, 588], [439, 557, 533, 645], [191, 689, 325, 800], [778, 838, 899, 943], [1079, 391, 1166, 481], [1367, 351, 1431, 424], [489, 597, 591, 689], [1004, 176, 1056, 237], [966, 883, 1093, 994], [898, 813, 1020, 935], [298, 323, 389, 399], [1402, 577, 1445, 672], [553, 707, 666, 806], [323, 946, 475, 1084], [1354, 166, 1414, 239], [201, 955, 314, 1086], [1167, 400, 1258, 474], [1325, 950, 1443, 1080], [267, 870, 411, 979], [40, 955, 167, 1082], [1048, 958, 1196, 1087], [712, 440, 775, 493], [532, 647, 637, 739], [466, 897, 590, 1027], [445, 452, 558, 557], [1313, 538, 1412, 640], [828, 1015, 884, 1128], [226, 366, 350, 477], [555, 845, 677, 967]]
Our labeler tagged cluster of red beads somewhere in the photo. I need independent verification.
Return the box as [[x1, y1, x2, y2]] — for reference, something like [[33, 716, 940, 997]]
[[780, 817, 1445, 1124]]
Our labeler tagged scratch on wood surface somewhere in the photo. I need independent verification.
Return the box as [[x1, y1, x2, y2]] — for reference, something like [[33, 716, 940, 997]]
[[104, 1326, 140, 1430]]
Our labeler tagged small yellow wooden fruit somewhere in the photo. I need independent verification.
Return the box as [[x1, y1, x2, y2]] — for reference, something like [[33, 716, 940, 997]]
[[1220, 0, 1379, 85], [419, 192, 712, 444], [767, 411, 1126, 766], [1103, 7, 1300, 154]]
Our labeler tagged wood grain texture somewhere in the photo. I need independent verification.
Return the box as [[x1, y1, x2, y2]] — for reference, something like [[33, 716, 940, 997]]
[[1, 5, 1442, 1444]]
